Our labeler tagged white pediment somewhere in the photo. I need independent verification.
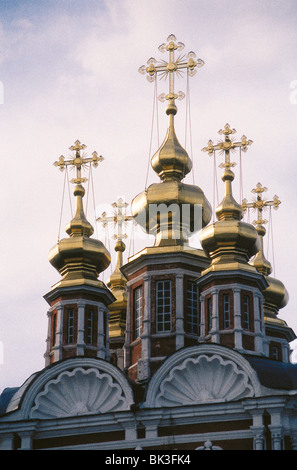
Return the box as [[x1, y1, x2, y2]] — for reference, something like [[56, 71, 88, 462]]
[[145, 344, 262, 408], [11, 358, 134, 420]]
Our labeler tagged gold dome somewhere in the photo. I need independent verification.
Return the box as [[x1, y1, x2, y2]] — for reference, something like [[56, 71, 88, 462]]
[[49, 140, 110, 290], [250, 216, 288, 319], [242, 182, 288, 320], [132, 96, 212, 247], [106, 240, 128, 338], [151, 110, 192, 182], [200, 126, 260, 274], [49, 183, 111, 289], [134, 35, 211, 247], [200, 167, 260, 274]]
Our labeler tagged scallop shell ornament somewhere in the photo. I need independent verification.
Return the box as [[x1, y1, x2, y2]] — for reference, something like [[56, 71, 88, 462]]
[[155, 354, 255, 407], [31, 367, 128, 419]]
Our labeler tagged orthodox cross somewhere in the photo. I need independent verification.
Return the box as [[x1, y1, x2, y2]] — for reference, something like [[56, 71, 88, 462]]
[[138, 34, 204, 104], [242, 182, 281, 228], [202, 123, 253, 170], [53, 139, 104, 184], [97, 198, 134, 244]]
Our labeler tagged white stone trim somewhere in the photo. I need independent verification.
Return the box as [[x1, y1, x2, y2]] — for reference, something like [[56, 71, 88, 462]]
[[145, 344, 262, 408], [17, 358, 134, 420]]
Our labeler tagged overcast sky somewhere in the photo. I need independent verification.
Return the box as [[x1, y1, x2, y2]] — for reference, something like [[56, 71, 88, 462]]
[[0, 0, 296, 392]]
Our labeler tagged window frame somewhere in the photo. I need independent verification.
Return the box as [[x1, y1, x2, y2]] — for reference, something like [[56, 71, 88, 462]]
[[206, 296, 212, 334], [242, 294, 250, 330], [185, 281, 199, 335], [85, 309, 94, 345], [67, 309, 75, 344], [133, 285, 143, 340], [156, 279, 172, 333], [223, 294, 230, 329]]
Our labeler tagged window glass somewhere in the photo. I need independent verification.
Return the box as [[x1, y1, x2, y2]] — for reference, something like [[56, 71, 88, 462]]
[[243, 295, 250, 330], [134, 286, 143, 339], [223, 294, 230, 329], [156, 280, 171, 333], [67, 309, 75, 344], [86, 310, 94, 344], [186, 281, 199, 334]]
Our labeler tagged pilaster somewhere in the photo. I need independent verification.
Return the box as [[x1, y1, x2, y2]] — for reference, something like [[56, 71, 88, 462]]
[[233, 287, 243, 350], [175, 273, 185, 350]]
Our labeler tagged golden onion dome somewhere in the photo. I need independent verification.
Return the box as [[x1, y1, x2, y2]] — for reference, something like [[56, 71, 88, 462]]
[[107, 240, 127, 290], [106, 240, 128, 339], [132, 102, 212, 247], [134, 35, 212, 247], [200, 166, 260, 274], [250, 223, 272, 276], [49, 183, 111, 289], [250, 223, 288, 319], [151, 108, 192, 182]]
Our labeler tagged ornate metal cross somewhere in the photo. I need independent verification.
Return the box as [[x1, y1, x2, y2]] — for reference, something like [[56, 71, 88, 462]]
[[242, 182, 281, 228], [202, 123, 253, 170], [138, 34, 204, 104], [53, 139, 104, 184], [97, 198, 134, 243]]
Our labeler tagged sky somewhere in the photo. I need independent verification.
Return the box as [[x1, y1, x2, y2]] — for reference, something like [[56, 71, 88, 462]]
[[0, 0, 296, 392]]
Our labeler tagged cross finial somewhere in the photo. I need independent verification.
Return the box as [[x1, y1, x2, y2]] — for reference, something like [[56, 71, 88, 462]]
[[97, 197, 134, 244], [202, 123, 253, 171], [53, 139, 104, 185], [242, 182, 281, 229], [139, 34, 204, 108]]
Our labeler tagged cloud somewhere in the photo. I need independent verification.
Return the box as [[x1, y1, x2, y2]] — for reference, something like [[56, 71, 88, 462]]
[[0, 0, 297, 391]]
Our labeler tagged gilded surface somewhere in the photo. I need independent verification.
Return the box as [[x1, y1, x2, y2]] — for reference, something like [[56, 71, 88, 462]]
[[49, 140, 110, 289]]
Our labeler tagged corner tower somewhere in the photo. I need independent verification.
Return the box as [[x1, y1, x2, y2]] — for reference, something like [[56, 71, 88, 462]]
[[242, 183, 295, 361], [198, 125, 267, 355], [97, 198, 133, 370], [44, 140, 115, 365], [123, 35, 212, 383]]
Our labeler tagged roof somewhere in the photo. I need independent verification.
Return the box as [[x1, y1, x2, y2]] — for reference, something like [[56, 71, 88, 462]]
[[0, 388, 19, 415], [244, 355, 297, 390]]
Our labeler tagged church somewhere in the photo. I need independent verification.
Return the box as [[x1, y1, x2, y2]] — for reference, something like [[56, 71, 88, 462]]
[[0, 34, 297, 451]]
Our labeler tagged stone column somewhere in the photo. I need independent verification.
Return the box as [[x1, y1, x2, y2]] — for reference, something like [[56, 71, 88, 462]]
[[53, 302, 64, 362], [290, 430, 297, 450], [97, 306, 106, 359], [199, 295, 205, 338], [0, 433, 15, 450], [105, 308, 110, 361], [44, 310, 52, 367], [175, 274, 184, 350], [20, 431, 33, 450], [233, 287, 243, 350], [124, 286, 131, 370], [269, 411, 283, 450], [77, 300, 86, 356], [270, 428, 283, 450], [211, 289, 219, 343], [250, 410, 265, 450], [138, 275, 151, 382], [141, 417, 161, 439], [254, 292, 264, 354]]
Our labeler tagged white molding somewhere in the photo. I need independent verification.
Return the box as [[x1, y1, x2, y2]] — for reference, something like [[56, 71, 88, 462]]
[[145, 344, 262, 408], [7, 358, 134, 420]]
